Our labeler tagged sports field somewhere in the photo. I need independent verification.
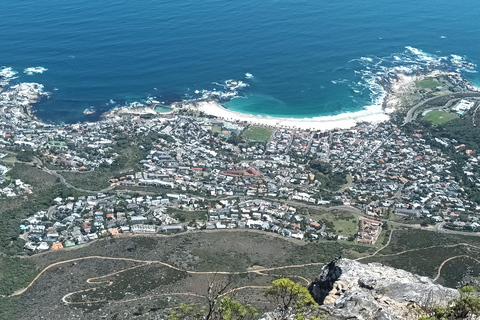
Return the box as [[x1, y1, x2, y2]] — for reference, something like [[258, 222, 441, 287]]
[[242, 126, 272, 141], [423, 110, 458, 125]]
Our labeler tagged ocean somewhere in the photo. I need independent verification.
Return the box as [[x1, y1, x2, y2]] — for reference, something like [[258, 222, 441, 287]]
[[1, 0, 480, 123]]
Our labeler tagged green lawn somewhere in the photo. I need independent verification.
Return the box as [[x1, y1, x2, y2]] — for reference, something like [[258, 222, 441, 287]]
[[1, 156, 17, 164], [423, 110, 458, 125], [242, 126, 272, 142], [167, 208, 208, 222], [416, 77, 441, 89], [211, 125, 222, 133], [46, 141, 68, 149], [338, 173, 352, 192], [310, 210, 358, 237], [330, 215, 358, 236]]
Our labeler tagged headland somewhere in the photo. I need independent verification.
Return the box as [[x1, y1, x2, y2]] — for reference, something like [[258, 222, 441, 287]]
[[2, 64, 479, 132], [172, 70, 480, 130]]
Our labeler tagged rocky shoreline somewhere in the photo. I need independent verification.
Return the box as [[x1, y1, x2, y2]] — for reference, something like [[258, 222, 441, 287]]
[[0, 81, 48, 123], [1, 69, 479, 130], [380, 70, 480, 112]]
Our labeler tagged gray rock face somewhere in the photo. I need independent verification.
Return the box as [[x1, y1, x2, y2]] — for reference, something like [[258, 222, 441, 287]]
[[308, 258, 459, 320]]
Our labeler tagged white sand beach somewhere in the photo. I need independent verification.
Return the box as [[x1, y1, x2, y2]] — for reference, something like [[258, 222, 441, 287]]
[[194, 101, 391, 131], [192, 70, 472, 130]]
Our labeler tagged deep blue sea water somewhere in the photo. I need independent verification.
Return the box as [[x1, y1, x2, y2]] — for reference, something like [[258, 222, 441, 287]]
[[1, 0, 480, 123]]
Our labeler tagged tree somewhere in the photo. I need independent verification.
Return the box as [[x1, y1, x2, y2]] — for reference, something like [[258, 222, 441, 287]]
[[169, 303, 204, 320], [169, 274, 258, 320], [264, 278, 319, 320], [16, 149, 35, 162], [309, 161, 331, 175], [169, 297, 257, 320], [216, 297, 258, 320], [227, 133, 242, 146]]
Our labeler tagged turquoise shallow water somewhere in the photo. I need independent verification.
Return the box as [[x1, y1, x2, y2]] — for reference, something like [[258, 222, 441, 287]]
[[1, 0, 480, 123]]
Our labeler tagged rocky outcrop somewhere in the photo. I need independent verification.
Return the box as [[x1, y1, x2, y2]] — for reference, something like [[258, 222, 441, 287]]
[[309, 258, 459, 320]]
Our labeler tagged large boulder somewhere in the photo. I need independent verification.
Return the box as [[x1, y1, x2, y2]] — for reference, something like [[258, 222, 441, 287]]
[[308, 258, 459, 320]]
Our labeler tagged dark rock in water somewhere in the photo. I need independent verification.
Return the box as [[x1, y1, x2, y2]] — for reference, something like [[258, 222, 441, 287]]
[[308, 258, 459, 320]]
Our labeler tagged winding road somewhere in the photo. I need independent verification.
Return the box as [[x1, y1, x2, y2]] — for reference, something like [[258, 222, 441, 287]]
[[15, 255, 324, 306], [33, 156, 114, 194], [10, 227, 480, 307]]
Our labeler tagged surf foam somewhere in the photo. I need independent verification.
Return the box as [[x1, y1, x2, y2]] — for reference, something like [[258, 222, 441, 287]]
[[0, 67, 18, 80], [24, 67, 48, 75], [348, 46, 478, 112]]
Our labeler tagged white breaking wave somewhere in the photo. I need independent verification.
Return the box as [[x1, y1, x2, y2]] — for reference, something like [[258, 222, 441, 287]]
[[245, 73, 254, 79], [0, 67, 18, 80], [24, 67, 48, 75], [6, 82, 50, 106], [347, 46, 478, 111], [405, 46, 423, 56]]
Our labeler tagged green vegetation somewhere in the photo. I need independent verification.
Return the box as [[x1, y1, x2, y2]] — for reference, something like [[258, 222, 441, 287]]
[[416, 77, 441, 89], [212, 126, 222, 133], [62, 141, 148, 191], [0, 256, 38, 296], [5, 227, 480, 318], [309, 161, 347, 191], [385, 229, 480, 253], [242, 126, 272, 142], [419, 286, 480, 320], [46, 141, 67, 149], [227, 133, 243, 145], [287, 241, 373, 265], [70, 264, 187, 310], [15, 149, 35, 162], [427, 113, 480, 149], [436, 256, 480, 288], [168, 272, 260, 320], [422, 110, 458, 125], [0, 182, 85, 254], [169, 298, 258, 320], [309, 210, 358, 237], [0, 163, 86, 256], [411, 114, 480, 202], [265, 278, 319, 320], [169, 278, 320, 320], [61, 170, 112, 191], [328, 216, 357, 237], [7, 162, 56, 190], [167, 208, 208, 223], [363, 229, 480, 281], [338, 174, 352, 192]]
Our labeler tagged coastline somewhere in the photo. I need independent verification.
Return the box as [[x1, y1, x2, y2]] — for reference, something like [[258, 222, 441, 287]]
[[184, 70, 479, 131], [192, 100, 390, 130], [0, 82, 47, 123], [1, 67, 478, 131]]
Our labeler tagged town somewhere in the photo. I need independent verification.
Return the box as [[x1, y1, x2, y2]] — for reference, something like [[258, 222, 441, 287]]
[[2, 79, 480, 253]]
